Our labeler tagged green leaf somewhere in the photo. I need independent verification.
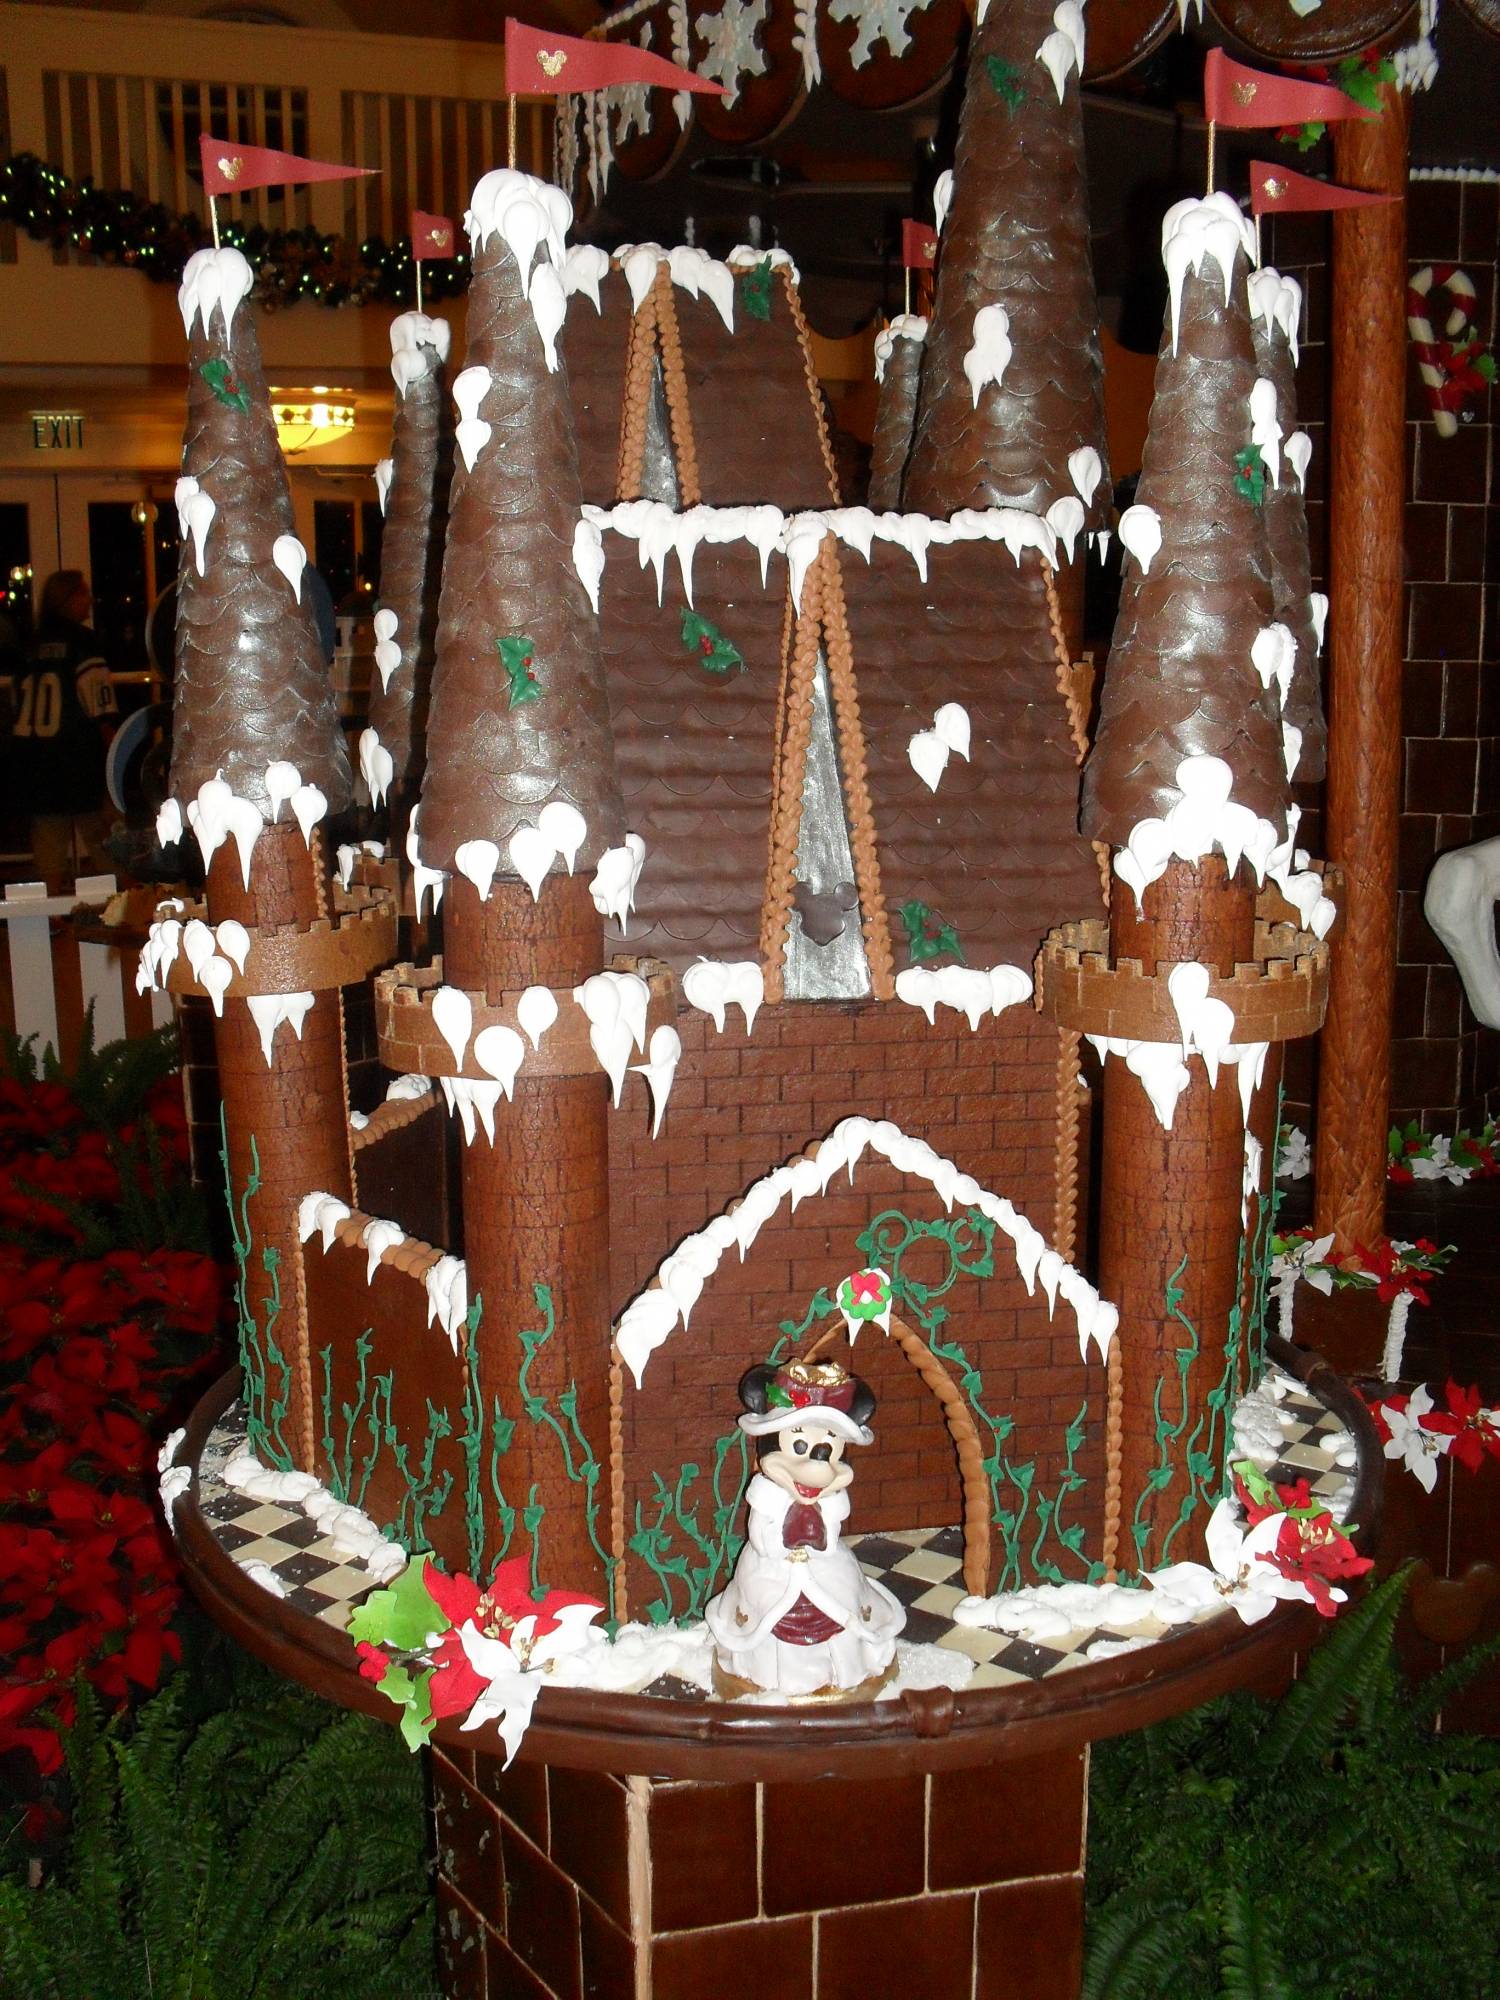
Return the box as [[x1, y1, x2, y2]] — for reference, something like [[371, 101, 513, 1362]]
[[680, 605, 744, 675], [1234, 444, 1266, 508], [496, 632, 542, 707], [345, 1556, 445, 1651], [984, 54, 1025, 112], [738, 257, 774, 321], [765, 1381, 794, 1408], [200, 354, 251, 411], [383, 1664, 436, 1753], [900, 898, 964, 964], [1293, 119, 1326, 151], [1475, 352, 1497, 383]]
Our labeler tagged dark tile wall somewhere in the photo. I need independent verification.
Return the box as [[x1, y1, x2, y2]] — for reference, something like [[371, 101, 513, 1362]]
[[430, 1745, 1090, 1999], [1268, 174, 1499, 1133]]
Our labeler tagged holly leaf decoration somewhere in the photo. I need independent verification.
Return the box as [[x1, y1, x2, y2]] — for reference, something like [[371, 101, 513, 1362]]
[[738, 258, 774, 322], [1234, 444, 1266, 508], [1288, 120, 1326, 153], [1334, 52, 1396, 110], [985, 55, 1025, 113], [900, 899, 964, 964], [346, 1556, 446, 1651], [765, 1381, 794, 1409], [378, 1660, 437, 1752], [200, 355, 250, 411], [1475, 352, 1497, 384], [496, 633, 542, 707], [680, 606, 744, 676]]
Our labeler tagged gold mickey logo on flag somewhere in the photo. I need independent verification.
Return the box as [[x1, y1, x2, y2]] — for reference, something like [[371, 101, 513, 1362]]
[[923, 239, 936, 259], [537, 48, 567, 75], [431, 228, 451, 246], [1263, 177, 1285, 200], [1233, 81, 1257, 105], [217, 155, 243, 181]]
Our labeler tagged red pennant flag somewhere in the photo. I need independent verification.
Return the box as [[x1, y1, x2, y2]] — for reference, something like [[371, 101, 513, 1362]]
[[1250, 162, 1401, 217], [504, 18, 725, 97], [1203, 48, 1379, 131], [412, 211, 457, 261], [199, 134, 374, 197], [902, 218, 938, 270]]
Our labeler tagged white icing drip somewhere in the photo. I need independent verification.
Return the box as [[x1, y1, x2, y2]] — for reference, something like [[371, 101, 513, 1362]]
[[472, 1023, 527, 1099], [335, 843, 357, 890], [963, 304, 1013, 407], [895, 963, 1033, 1029], [184, 778, 263, 888], [1161, 193, 1257, 354], [538, 801, 587, 874], [199, 956, 232, 1015], [681, 959, 764, 1035], [174, 476, 215, 576], [1247, 267, 1301, 367], [1045, 495, 1086, 562], [422, 1254, 469, 1351], [454, 839, 501, 902], [178, 245, 255, 344], [374, 459, 394, 516], [1117, 503, 1162, 574], [156, 798, 184, 849], [669, 244, 736, 330], [589, 835, 646, 929], [264, 761, 301, 823], [907, 730, 950, 793], [453, 365, 494, 472], [873, 313, 927, 384], [1249, 377, 1283, 488], [1282, 721, 1304, 782], [182, 918, 216, 980], [632, 1024, 681, 1139], [1165, 962, 1237, 1087], [509, 826, 553, 900], [1251, 623, 1297, 709], [215, 920, 250, 974], [574, 970, 650, 1106], [358, 727, 394, 810], [528, 262, 567, 371], [516, 985, 559, 1050], [1068, 445, 1103, 507], [290, 785, 326, 846], [1114, 755, 1284, 911], [245, 990, 314, 1064], [389, 310, 451, 394], [360, 1217, 406, 1285], [1284, 431, 1313, 493], [297, 1192, 352, 1252], [933, 169, 954, 235], [271, 533, 307, 602], [440, 1075, 505, 1144], [1309, 591, 1328, 652], [1036, 1, 1085, 100], [572, 517, 605, 613], [466, 167, 570, 280], [933, 702, 971, 760], [430, 985, 473, 1070], [562, 243, 610, 312], [372, 607, 401, 692]]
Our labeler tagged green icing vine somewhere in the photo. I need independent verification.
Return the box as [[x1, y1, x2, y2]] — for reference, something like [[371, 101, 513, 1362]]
[[220, 1111, 292, 1470], [628, 1433, 751, 1626], [387, 1398, 454, 1548], [1130, 1254, 1203, 1568], [319, 1330, 383, 1510], [515, 1283, 618, 1619], [1028, 1402, 1095, 1585]]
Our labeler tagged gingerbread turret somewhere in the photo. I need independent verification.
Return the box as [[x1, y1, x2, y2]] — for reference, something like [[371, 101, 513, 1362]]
[[902, 0, 1111, 566], [412, 169, 626, 1595], [156, 246, 389, 1473], [867, 315, 926, 511], [365, 310, 455, 825]]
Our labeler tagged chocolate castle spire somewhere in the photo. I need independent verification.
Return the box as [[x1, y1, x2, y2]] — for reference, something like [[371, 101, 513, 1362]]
[[415, 171, 623, 877], [1081, 195, 1292, 858], [170, 249, 352, 817], [1248, 268, 1328, 785], [867, 316, 925, 511], [902, 0, 1110, 529], [365, 311, 454, 809]]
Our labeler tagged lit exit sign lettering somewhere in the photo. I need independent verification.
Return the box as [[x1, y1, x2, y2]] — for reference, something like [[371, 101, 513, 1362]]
[[31, 411, 86, 451]]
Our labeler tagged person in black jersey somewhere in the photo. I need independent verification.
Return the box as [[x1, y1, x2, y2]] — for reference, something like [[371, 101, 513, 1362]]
[[7, 571, 118, 888]]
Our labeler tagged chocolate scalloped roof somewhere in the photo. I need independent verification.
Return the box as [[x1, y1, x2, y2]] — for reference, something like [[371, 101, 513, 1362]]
[[903, 0, 1110, 526], [171, 296, 352, 815], [1251, 305, 1327, 784], [416, 231, 624, 872], [596, 537, 1099, 973], [366, 327, 453, 797], [869, 334, 924, 510], [1081, 242, 1291, 846]]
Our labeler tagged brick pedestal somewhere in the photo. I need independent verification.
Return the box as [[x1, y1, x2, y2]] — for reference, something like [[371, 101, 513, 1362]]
[[431, 1746, 1089, 2000]]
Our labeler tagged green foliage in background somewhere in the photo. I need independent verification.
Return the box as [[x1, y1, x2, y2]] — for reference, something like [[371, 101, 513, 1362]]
[[1084, 1568, 1500, 2000]]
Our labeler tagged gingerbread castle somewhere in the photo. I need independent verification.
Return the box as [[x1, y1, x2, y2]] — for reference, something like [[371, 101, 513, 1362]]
[[147, 0, 1336, 1653]]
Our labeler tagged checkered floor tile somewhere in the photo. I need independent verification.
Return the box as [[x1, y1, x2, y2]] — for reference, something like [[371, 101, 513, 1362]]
[[1261, 1382, 1359, 1516], [196, 1404, 385, 1630]]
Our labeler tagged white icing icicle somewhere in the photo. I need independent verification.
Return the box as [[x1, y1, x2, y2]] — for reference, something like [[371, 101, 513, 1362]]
[[374, 459, 394, 516], [516, 985, 559, 1050], [963, 304, 1013, 407], [472, 1025, 526, 1099], [590, 836, 646, 928], [1036, 1, 1085, 100], [454, 839, 501, 902], [264, 761, 301, 823], [1247, 267, 1302, 366], [933, 169, 954, 236], [1045, 495, 1086, 562], [508, 826, 554, 901], [440, 1076, 504, 1145], [453, 366, 494, 473], [1309, 592, 1328, 651], [422, 1254, 469, 1351], [156, 798, 184, 850], [389, 310, 451, 394], [538, 801, 587, 874], [215, 920, 250, 974], [373, 608, 401, 692], [1114, 755, 1283, 911], [1284, 431, 1313, 493], [430, 986, 473, 1070], [271, 533, 307, 602], [572, 516, 605, 613], [290, 785, 327, 845], [682, 959, 763, 1035], [895, 963, 1033, 1029], [632, 1024, 681, 1138], [358, 728, 394, 811], [1117, 503, 1163, 574], [529, 263, 567, 371], [1068, 445, 1103, 508], [562, 243, 609, 312], [174, 476, 215, 576], [361, 1218, 407, 1285], [1251, 623, 1296, 709], [245, 991, 315, 1064], [1160, 193, 1257, 354], [178, 244, 255, 343], [298, 1192, 352, 1252], [1249, 377, 1283, 488]]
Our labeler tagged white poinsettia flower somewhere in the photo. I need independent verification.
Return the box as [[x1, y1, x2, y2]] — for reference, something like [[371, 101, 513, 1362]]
[[456, 1602, 605, 1765], [1146, 1499, 1317, 1628], [1383, 1383, 1449, 1493], [1409, 1137, 1467, 1186]]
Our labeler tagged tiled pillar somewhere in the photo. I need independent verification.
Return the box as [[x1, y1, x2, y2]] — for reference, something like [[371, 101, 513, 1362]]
[[431, 1746, 1090, 1999]]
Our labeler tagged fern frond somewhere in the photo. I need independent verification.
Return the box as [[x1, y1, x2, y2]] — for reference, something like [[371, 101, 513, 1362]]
[[1082, 1898, 1199, 2000], [1262, 1567, 1410, 1773], [1217, 1883, 1295, 2000]]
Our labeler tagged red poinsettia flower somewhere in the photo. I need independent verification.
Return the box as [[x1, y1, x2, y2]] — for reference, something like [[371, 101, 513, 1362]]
[[1263, 1512, 1374, 1617], [1418, 1380, 1500, 1474]]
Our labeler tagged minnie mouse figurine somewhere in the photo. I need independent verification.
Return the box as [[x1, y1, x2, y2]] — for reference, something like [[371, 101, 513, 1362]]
[[706, 1358, 905, 1700]]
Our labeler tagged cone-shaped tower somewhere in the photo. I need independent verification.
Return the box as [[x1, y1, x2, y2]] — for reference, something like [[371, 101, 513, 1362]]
[[902, 0, 1111, 555], [365, 311, 454, 824], [1247, 268, 1327, 785], [415, 169, 625, 1595], [867, 315, 926, 510], [1078, 195, 1294, 1569], [164, 246, 366, 1474]]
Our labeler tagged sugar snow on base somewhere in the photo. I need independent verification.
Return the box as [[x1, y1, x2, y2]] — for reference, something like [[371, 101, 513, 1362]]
[[178, 245, 255, 344], [1161, 193, 1257, 354], [389, 310, 452, 395], [963, 304, 1013, 407], [1114, 755, 1283, 911], [873, 313, 927, 383], [1247, 267, 1302, 366], [618, 1117, 1115, 1388], [223, 1446, 406, 1583]]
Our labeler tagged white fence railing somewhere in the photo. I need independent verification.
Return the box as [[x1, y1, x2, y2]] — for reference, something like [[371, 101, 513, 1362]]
[[2, 876, 171, 1072]]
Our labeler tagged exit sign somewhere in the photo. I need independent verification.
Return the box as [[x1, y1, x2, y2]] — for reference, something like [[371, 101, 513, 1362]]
[[31, 411, 87, 451]]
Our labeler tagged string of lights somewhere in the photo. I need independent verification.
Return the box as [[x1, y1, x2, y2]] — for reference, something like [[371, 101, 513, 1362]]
[[0, 152, 472, 310]]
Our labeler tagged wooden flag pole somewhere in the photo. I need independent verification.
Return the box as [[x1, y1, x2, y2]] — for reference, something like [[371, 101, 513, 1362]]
[[508, 93, 518, 169], [209, 192, 220, 250], [416, 255, 424, 312], [1205, 119, 1217, 195]]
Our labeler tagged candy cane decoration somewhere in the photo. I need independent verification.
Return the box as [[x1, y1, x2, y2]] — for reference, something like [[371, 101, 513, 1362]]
[[1407, 264, 1483, 439]]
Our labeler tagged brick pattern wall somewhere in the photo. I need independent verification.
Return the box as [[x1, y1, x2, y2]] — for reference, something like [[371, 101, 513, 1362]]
[[606, 1001, 1106, 1607], [1269, 175, 1499, 1131], [432, 1743, 1089, 2000]]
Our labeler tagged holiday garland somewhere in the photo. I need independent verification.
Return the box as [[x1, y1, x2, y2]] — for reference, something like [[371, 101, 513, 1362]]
[[0, 150, 471, 311]]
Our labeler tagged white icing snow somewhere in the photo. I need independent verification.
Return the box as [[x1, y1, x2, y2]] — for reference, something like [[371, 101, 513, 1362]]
[[223, 1447, 405, 1584], [174, 476, 215, 577], [297, 1192, 352, 1253], [1247, 267, 1302, 367], [245, 991, 314, 1064], [452, 365, 494, 473], [1160, 193, 1257, 354], [895, 963, 1033, 1030], [617, 1115, 1115, 1387], [1114, 756, 1284, 913], [385, 1073, 432, 1103], [389, 310, 451, 395], [178, 245, 255, 344], [873, 313, 927, 384], [682, 959, 764, 1034], [963, 304, 1013, 407], [1117, 503, 1163, 575]]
